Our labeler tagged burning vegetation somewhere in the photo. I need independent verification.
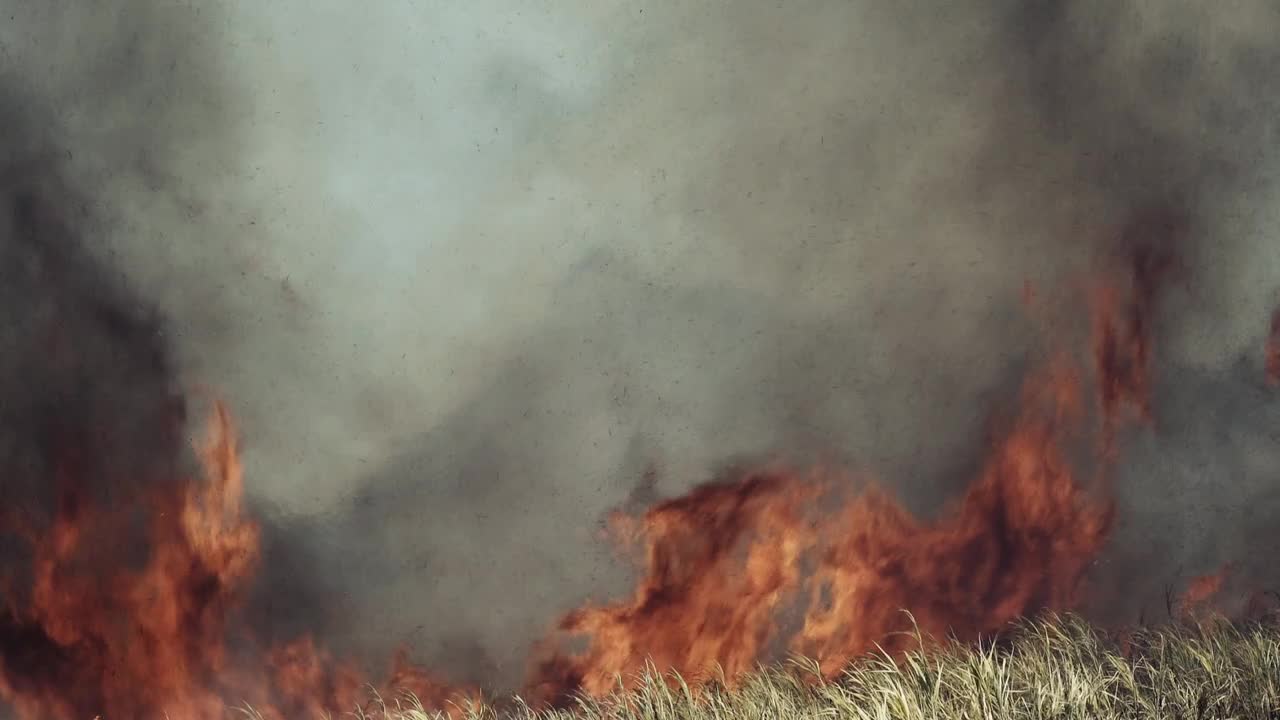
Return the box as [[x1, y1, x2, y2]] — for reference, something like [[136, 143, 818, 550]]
[[1, 187, 1238, 720], [0, 188, 475, 719], [524, 233, 1171, 704], [526, 362, 1112, 704], [0, 367, 471, 717]]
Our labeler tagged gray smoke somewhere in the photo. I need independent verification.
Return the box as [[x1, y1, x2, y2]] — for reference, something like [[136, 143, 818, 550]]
[[2, 0, 1279, 693]]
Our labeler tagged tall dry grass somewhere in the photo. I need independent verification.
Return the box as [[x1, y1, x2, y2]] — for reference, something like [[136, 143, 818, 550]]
[[242, 613, 1280, 720]]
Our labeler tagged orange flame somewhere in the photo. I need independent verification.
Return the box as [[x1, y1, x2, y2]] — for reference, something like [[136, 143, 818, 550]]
[[527, 248, 1163, 704], [797, 367, 1110, 676], [0, 233, 1182, 716], [527, 471, 822, 700], [0, 403, 474, 720], [528, 365, 1114, 702], [1090, 244, 1173, 448], [1174, 566, 1232, 618]]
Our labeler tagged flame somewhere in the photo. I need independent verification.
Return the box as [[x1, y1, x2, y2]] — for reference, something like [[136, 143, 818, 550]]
[[527, 246, 1164, 704], [0, 230, 1184, 715], [0, 403, 474, 720], [796, 366, 1111, 676], [1090, 244, 1174, 447], [527, 365, 1113, 702], [1175, 566, 1231, 618], [526, 471, 823, 700]]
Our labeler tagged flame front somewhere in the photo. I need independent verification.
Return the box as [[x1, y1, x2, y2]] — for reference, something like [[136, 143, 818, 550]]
[[527, 471, 823, 699], [0, 403, 473, 720], [527, 247, 1165, 704], [797, 366, 1113, 676], [0, 240, 1191, 716], [526, 367, 1115, 702]]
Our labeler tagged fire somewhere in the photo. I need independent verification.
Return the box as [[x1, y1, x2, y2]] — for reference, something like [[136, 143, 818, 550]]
[[1175, 566, 1231, 618], [796, 366, 1111, 676], [0, 225, 1186, 715], [527, 366, 1114, 701], [266, 638, 468, 718], [527, 244, 1165, 704], [0, 402, 473, 720], [1090, 240, 1176, 449], [0, 403, 256, 719], [526, 471, 823, 700]]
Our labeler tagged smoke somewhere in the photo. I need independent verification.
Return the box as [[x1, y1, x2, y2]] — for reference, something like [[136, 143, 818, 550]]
[[2, 0, 1279, 694], [0, 0, 209, 595]]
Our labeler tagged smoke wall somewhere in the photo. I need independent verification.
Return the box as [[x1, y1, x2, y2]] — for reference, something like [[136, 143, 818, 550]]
[[2, 0, 1279, 693]]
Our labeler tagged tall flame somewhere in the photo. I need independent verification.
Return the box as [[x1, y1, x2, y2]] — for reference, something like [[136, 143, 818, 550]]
[[0, 403, 474, 719], [796, 365, 1112, 676], [527, 471, 823, 699], [526, 364, 1116, 702], [0, 240, 1183, 716], [526, 247, 1162, 704]]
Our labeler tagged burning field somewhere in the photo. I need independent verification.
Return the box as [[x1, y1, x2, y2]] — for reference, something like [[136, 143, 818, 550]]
[[0, 198, 1270, 718], [3, 1, 1280, 719]]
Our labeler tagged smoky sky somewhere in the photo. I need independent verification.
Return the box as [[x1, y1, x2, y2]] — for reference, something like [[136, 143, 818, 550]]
[[2, 0, 1280, 694]]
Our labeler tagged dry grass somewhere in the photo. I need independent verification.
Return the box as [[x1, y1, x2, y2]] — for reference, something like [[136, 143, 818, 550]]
[[290, 613, 1280, 720]]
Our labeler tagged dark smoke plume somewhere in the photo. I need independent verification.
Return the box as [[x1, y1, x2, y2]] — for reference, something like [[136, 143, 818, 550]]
[[2, 0, 1280, 698], [0, 74, 185, 720]]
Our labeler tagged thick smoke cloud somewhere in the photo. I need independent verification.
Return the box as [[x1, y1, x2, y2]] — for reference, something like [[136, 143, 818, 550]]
[[2, 0, 1279, 693]]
